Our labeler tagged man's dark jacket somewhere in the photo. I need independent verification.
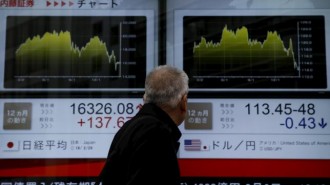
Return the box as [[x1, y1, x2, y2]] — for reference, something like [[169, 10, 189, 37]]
[[98, 103, 182, 185]]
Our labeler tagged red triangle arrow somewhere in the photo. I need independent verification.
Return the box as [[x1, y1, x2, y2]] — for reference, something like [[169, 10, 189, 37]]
[[54, 1, 58, 6], [69, 1, 74, 6], [61, 1, 66, 6], [46, 1, 51, 7]]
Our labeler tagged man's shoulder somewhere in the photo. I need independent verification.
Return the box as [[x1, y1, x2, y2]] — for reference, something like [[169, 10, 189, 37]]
[[127, 114, 164, 131], [122, 114, 170, 138]]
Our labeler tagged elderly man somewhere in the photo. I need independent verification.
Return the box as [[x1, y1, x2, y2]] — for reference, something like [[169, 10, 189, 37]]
[[99, 65, 189, 185]]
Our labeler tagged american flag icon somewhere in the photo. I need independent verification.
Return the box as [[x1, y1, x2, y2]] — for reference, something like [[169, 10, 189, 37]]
[[184, 139, 201, 151]]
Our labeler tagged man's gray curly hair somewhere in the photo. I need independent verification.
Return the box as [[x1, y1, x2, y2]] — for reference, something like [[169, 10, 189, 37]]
[[144, 65, 189, 108]]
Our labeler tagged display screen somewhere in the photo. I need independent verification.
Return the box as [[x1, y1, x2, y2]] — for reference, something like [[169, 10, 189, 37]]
[[166, 0, 330, 184], [173, 9, 330, 92], [183, 16, 326, 89], [2, 98, 327, 159], [182, 99, 329, 159], [0, 6, 155, 91], [0, 98, 143, 158], [5, 16, 147, 89], [0, 0, 159, 184]]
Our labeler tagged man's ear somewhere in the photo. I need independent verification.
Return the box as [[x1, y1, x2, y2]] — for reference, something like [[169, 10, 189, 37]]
[[180, 94, 188, 112]]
